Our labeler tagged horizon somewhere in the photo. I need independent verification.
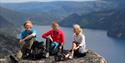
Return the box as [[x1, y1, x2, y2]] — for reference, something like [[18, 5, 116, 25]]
[[0, 0, 97, 3]]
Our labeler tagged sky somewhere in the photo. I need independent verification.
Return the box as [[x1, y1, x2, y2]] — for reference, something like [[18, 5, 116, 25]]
[[0, 0, 96, 3]]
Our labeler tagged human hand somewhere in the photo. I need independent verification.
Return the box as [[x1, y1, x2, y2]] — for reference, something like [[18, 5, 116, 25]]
[[74, 46, 79, 50], [59, 45, 62, 49], [48, 36, 53, 41], [19, 40, 24, 45]]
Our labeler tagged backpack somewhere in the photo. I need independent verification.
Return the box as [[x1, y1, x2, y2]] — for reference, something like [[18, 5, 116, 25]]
[[54, 49, 69, 61], [54, 50, 65, 61], [29, 41, 49, 59]]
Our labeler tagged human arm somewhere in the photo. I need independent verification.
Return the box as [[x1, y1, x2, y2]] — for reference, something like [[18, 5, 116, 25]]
[[42, 30, 51, 39]]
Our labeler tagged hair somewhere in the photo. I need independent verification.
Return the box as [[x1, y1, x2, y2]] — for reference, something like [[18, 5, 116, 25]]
[[73, 24, 82, 33], [23, 20, 33, 28], [52, 21, 59, 27]]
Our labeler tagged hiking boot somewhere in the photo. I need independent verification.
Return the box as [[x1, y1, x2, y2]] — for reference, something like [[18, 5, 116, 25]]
[[9, 55, 19, 63], [43, 52, 49, 58], [23, 49, 31, 59]]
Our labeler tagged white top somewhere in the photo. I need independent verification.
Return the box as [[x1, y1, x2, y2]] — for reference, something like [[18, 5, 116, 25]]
[[73, 32, 86, 53]]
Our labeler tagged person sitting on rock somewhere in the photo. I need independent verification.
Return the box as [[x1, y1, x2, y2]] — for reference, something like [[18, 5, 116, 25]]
[[65, 24, 87, 59], [17, 20, 37, 59], [41, 21, 64, 54]]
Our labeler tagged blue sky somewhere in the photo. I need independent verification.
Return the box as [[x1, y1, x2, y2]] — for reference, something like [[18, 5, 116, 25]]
[[0, 0, 96, 3]]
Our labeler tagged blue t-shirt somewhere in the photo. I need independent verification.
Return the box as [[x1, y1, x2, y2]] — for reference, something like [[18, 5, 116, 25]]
[[20, 29, 37, 41]]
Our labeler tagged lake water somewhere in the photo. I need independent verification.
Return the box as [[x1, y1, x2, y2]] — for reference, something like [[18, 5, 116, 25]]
[[33, 25, 125, 63]]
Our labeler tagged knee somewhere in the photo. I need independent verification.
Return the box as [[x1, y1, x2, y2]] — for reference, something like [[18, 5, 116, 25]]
[[72, 42, 76, 47]]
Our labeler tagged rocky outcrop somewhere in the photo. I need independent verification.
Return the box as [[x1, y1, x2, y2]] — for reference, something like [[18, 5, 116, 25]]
[[0, 50, 107, 63], [0, 29, 19, 58], [0, 28, 107, 63]]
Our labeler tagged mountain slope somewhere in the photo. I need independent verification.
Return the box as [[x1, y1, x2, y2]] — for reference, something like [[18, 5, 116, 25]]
[[0, 6, 55, 26], [60, 10, 114, 29], [0, 29, 18, 58], [107, 9, 125, 38], [60, 9, 125, 38], [0, 15, 14, 28], [0, 1, 119, 20]]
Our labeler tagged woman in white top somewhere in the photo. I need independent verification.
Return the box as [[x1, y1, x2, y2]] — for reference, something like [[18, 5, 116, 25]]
[[66, 24, 87, 59]]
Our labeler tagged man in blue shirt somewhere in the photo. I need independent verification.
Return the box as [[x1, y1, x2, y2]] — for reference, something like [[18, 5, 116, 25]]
[[17, 20, 37, 59]]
